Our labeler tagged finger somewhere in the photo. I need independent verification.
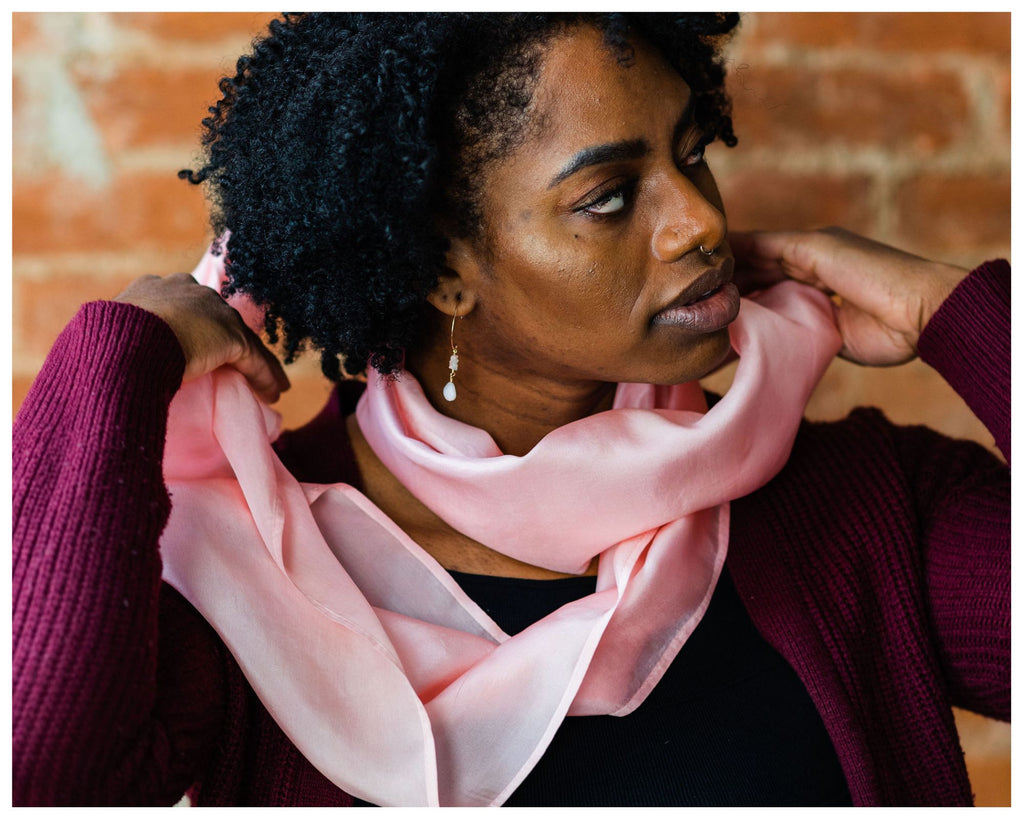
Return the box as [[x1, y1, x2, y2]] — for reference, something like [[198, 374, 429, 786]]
[[729, 230, 833, 293], [230, 350, 288, 404], [733, 265, 788, 296], [728, 229, 800, 261], [727, 230, 769, 263], [200, 300, 289, 402], [229, 332, 291, 403], [112, 274, 164, 304], [728, 230, 809, 275]]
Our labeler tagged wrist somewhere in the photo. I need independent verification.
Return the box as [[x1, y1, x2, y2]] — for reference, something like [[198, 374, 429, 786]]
[[913, 261, 970, 344]]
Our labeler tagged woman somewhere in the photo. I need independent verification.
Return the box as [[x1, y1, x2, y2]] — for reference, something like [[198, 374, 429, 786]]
[[13, 12, 1008, 807]]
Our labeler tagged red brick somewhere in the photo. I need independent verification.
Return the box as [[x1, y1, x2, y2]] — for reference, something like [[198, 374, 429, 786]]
[[13, 171, 211, 255], [113, 12, 278, 44], [14, 272, 333, 428], [965, 754, 1011, 807], [13, 271, 146, 363], [956, 710, 1011, 807], [801, 357, 997, 453], [744, 12, 1009, 56], [274, 362, 336, 432], [12, 74, 27, 132], [75, 64, 226, 151], [707, 346, 999, 455], [713, 169, 875, 233], [727, 64, 969, 154], [894, 173, 1010, 256], [13, 375, 36, 421], [12, 12, 42, 51], [999, 73, 1011, 140]]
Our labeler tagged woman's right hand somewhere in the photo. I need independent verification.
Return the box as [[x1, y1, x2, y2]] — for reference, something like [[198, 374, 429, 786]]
[[729, 228, 969, 367], [114, 273, 290, 403]]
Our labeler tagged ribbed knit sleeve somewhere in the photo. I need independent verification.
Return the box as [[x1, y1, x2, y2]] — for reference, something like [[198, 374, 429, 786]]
[[917, 259, 1010, 462], [13, 302, 225, 805], [899, 261, 1010, 719], [723, 261, 1010, 805]]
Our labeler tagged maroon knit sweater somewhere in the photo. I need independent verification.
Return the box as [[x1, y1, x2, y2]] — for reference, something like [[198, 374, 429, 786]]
[[13, 262, 1009, 806]]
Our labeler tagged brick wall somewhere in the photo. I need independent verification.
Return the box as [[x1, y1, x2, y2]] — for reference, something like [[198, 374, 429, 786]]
[[12, 12, 1010, 805]]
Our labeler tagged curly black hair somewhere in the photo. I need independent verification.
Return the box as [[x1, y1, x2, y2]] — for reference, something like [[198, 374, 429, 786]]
[[180, 12, 740, 380]]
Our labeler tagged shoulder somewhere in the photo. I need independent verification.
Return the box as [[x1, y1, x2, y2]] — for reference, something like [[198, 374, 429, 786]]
[[742, 405, 913, 520], [731, 399, 1006, 579]]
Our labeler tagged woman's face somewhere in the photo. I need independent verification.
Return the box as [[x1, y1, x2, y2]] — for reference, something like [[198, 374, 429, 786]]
[[454, 25, 738, 389]]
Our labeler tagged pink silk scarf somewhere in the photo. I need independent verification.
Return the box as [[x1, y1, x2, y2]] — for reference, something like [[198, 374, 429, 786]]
[[159, 247, 840, 806]]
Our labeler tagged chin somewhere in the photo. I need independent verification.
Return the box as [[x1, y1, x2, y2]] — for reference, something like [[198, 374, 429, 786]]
[[648, 328, 734, 386]]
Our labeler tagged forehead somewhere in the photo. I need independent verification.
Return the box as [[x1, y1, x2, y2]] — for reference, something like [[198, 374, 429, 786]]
[[527, 25, 692, 151]]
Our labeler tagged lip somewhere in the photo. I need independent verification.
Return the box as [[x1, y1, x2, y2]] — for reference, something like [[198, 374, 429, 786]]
[[652, 260, 740, 333]]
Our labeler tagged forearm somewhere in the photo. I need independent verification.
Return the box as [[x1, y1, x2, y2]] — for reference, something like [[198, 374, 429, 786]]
[[13, 301, 199, 803], [898, 261, 1010, 718], [916, 260, 1010, 462]]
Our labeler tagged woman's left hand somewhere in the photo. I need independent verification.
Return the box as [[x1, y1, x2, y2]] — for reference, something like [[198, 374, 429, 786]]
[[728, 227, 970, 366]]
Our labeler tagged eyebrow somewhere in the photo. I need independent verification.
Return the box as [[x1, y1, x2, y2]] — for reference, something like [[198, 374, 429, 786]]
[[548, 94, 697, 189], [548, 140, 649, 188]]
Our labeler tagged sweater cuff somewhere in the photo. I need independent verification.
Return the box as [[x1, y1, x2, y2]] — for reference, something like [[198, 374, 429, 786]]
[[77, 299, 187, 389], [917, 260, 1010, 459], [17, 300, 187, 428]]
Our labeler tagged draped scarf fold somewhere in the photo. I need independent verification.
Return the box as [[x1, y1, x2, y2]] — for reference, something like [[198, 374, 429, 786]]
[[159, 247, 840, 805]]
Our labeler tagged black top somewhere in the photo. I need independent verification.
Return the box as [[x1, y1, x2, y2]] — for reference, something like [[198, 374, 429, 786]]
[[310, 385, 850, 807], [445, 566, 853, 807]]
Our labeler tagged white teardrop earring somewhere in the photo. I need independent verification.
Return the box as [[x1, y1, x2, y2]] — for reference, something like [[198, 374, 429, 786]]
[[443, 307, 459, 402]]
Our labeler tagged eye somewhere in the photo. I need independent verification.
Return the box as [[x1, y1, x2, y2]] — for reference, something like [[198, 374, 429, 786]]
[[576, 178, 638, 219], [584, 190, 626, 215], [680, 143, 706, 168]]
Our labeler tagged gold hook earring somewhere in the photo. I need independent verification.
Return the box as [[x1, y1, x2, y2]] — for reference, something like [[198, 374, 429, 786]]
[[443, 307, 459, 402]]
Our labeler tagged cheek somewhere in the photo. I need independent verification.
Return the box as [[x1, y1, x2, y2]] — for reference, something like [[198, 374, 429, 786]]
[[475, 257, 635, 361], [486, 232, 582, 308], [481, 204, 651, 336], [537, 257, 642, 330]]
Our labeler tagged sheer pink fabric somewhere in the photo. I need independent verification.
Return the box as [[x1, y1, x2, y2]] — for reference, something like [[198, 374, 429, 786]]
[[159, 248, 840, 805]]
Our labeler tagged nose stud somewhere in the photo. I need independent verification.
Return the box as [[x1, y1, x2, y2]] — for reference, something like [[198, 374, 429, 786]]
[[699, 244, 716, 256]]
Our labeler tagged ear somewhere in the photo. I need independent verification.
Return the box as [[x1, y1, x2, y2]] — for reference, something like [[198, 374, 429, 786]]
[[426, 235, 481, 318]]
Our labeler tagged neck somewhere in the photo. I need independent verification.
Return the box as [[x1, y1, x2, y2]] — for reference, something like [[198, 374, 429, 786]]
[[405, 342, 617, 457], [345, 413, 598, 578]]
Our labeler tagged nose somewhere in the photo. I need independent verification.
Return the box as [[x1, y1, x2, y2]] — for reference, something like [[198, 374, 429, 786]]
[[650, 172, 726, 263]]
